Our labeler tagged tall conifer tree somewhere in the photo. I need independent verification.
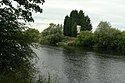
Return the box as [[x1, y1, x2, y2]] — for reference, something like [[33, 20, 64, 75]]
[[63, 10, 92, 37]]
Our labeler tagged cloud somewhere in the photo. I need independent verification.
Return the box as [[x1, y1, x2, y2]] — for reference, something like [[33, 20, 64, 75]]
[[30, 0, 125, 31]]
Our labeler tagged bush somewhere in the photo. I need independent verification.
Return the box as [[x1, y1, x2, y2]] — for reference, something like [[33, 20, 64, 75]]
[[94, 21, 121, 49], [40, 23, 64, 45], [75, 31, 94, 47]]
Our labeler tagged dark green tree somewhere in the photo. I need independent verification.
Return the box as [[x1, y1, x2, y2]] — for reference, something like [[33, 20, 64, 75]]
[[79, 10, 92, 31], [24, 28, 40, 43], [63, 15, 71, 36], [94, 21, 121, 49], [84, 15, 92, 30], [63, 10, 92, 37], [63, 15, 68, 36], [78, 10, 85, 25], [71, 22, 77, 37], [41, 23, 64, 45], [0, 0, 45, 72], [70, 10, 79, 24], [0, 0, 45, 22], [75, 31, 94, 47]]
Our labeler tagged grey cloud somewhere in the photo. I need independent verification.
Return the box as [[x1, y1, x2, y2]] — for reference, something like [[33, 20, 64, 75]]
[[31, 0, 125, 31]]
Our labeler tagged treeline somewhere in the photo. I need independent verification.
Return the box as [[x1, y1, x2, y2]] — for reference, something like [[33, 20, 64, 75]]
[[74, 21, 125, 50], [40, 21, 125, 51], [40, 10, 125, 51], [63, 10, 92, 37]]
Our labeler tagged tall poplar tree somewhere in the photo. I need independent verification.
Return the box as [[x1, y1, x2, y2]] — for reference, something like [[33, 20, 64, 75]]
[[84, 15, 92, 31], [64, 15, 71, 36], [71, 22, 77, 37], [78, 10, 92, 31], [70, 10, 79, 24]]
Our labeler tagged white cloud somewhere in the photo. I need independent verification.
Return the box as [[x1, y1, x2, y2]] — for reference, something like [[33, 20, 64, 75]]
[[30, 0, 125, 31]]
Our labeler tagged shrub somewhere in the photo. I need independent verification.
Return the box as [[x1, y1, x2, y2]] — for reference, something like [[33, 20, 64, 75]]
[[75, 31, 94, 47]]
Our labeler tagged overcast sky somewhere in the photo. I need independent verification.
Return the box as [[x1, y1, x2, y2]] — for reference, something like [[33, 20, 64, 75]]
[[30, 0, 125, 32]]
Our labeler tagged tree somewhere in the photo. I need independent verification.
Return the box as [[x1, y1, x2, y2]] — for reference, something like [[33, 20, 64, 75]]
[[78, 10, 85, 26], [71, 22, 77, 37], [70, 10, 79, 24], [78, 10, 92, 31], [97, 21, 111, 29], [41, 23, 64, 45], [24, 28, 40, 43], [75, 31, 94, 47], [63, 10, 92, 37], [0, 0, 45, 71], [84, 16, 92, 31], [94, 21, 121, 49], [0, 0, 45, 22], [63, 15, 71, 36]]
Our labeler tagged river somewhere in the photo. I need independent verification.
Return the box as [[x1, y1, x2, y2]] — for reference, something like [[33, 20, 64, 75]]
[[34, 46, 125, 83]]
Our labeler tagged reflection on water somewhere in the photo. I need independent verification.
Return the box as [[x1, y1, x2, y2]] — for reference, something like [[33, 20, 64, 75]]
[[36, 46, 125, 83], [1, 46, 125, 83]]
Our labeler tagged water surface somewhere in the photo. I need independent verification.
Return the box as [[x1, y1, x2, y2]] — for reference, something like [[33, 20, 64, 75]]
[[35, 46, 125, 83]]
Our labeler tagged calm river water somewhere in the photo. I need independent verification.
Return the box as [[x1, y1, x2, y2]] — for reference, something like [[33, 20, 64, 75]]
[[34, 46, 125, 83]]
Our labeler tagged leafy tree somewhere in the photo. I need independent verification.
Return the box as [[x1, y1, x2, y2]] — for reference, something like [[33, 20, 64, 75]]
[[0, 0, 45, 22], [24, 28, 40, 43], [94, 21, 121, 49], [41, 23, 64, 45], [0, 0, 45, 72], [114, 31, 125, 50], [75, 31, 94, 47]]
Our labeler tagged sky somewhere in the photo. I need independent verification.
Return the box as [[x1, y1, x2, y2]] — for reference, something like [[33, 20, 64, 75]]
[[30, 0, 125, 32]]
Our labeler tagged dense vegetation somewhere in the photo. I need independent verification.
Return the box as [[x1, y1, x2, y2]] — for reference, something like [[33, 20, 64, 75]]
[[24, 28, 41, 43], [40, 10, 125, 51], [63, 10, 92, 37], [75, 31, 94, 47], [0, 0, 44, 72], [40, 23, 64, 45], [74, 21, 125, 51], [0, 0, 46, 82], [41, 21, 125, 51]]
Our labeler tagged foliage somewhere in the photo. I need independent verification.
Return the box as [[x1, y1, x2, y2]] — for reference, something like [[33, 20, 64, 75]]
[[0, 19, 35, 71], [114, 31, 125, 50], [41, 23, 64, 45], [71, 22, 77, 37], [63, 15, 71, 36], [75, 31, 94, 47], [0, 0, 45, 22], [0, 0, 45, 71], [72, 21, 125, 51], [24, 28, 41, 43], [0, 0, 60, 83], [63, 10, 92, 37], [94, 21, 121, 49], [78, 10, 92, 31], [0, 62, 35, 83], [70, 10, 79, 24]]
